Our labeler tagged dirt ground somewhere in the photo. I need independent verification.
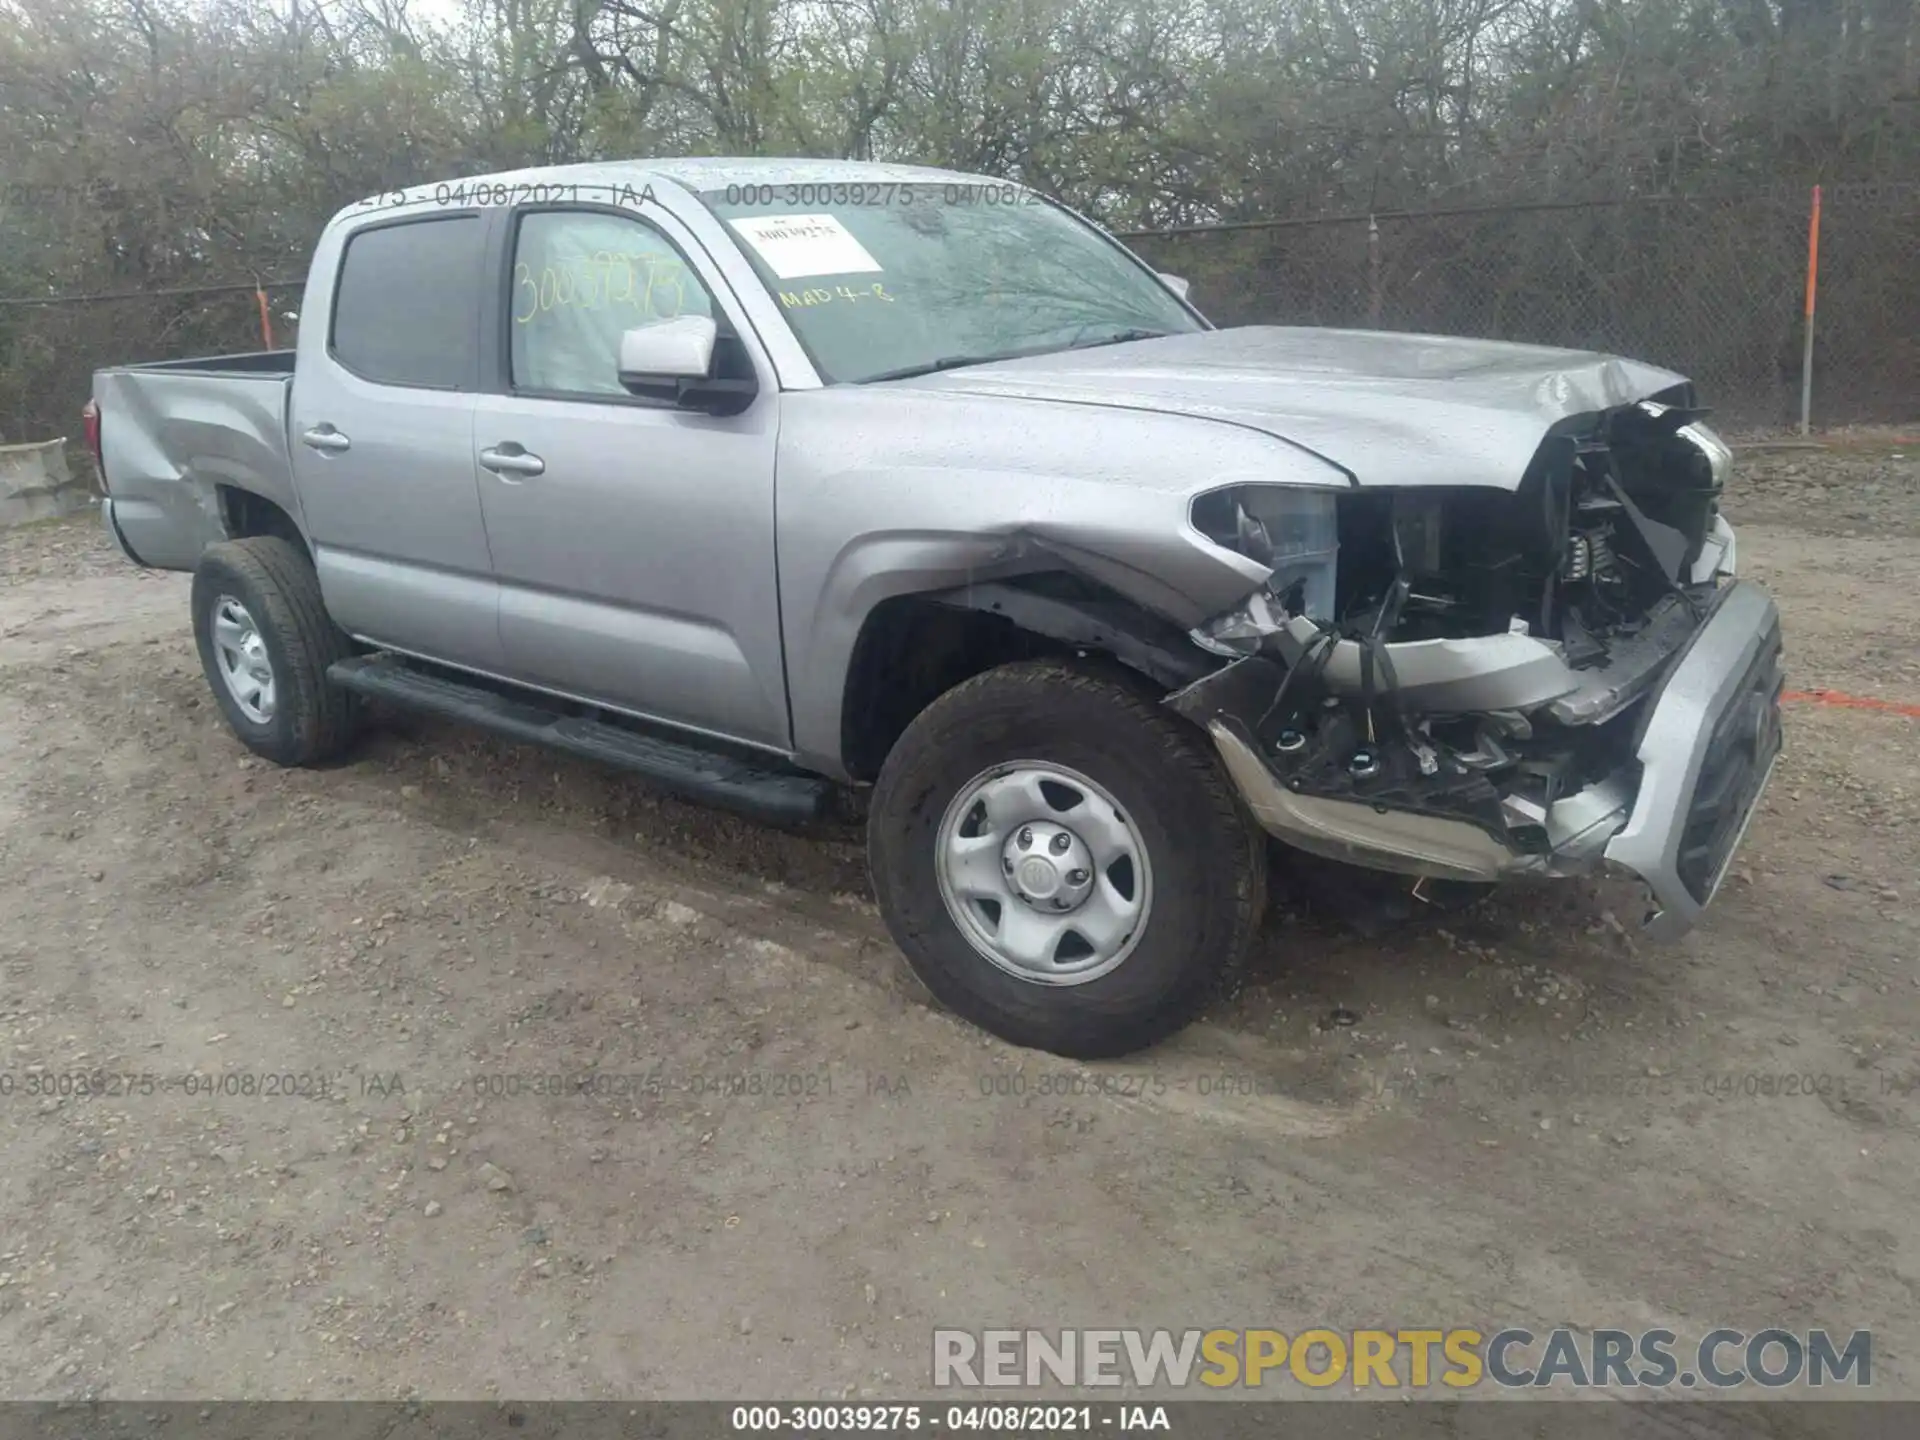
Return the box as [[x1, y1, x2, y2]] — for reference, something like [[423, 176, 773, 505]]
[[0, 436, 1916, 1406]]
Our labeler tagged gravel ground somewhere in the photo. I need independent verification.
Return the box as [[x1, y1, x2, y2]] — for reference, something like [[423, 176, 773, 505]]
[[0, 440, 1916, 1408]]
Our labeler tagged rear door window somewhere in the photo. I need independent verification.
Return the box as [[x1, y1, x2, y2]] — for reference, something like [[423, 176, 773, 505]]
[[331, 215, 484, 389]]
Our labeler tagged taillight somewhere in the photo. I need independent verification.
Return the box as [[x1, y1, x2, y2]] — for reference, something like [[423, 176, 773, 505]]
[[82, 398, 106, 492]]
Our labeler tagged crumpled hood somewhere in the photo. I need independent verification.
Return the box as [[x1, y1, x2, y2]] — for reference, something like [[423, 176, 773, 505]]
[[902, 326, 1690, 490]]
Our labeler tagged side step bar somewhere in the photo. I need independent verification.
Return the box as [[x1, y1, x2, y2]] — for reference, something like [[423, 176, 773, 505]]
[[327, 655, 835, 826]]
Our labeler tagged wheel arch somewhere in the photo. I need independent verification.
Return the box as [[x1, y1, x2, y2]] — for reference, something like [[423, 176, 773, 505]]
[[838, 572, 1217, 783], [216, 483, 313, 569]]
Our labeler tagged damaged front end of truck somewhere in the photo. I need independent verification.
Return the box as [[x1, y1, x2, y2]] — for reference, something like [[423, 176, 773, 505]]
[[1168, 398, 1785, 938]]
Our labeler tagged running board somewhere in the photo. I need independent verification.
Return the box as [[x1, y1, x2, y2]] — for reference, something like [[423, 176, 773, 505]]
[[327, 655, 835, 826]]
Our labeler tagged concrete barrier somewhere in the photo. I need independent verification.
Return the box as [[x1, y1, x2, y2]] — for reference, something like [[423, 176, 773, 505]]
[[0, 438, 90, 528]]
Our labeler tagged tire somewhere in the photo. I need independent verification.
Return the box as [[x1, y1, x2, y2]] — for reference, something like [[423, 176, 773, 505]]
[[868, 660, 1267, 1058], [191, 536, 361, 766]]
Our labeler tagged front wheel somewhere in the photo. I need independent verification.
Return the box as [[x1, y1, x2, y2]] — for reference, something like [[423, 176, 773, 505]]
[[867, 661, 1267, 1058]]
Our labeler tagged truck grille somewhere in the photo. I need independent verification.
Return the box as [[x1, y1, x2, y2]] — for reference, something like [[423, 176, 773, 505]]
[[1673, 611, 1785, 904]]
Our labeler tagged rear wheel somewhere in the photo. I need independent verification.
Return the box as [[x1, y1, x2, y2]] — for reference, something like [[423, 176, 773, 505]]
[[868, 660, 1266, 1057], [191, 536, 361, 766]]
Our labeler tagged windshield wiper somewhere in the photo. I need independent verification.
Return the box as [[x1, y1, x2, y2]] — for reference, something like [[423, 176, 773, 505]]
[[859, 328, 1175, 385], [1063, 326, 1176, 350], [860, 353, 1012, 384]]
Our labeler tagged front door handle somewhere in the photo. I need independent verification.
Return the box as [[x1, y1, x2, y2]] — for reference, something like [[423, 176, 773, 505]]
[[300, 425, 351, 454], [479, 445, 546, 479]]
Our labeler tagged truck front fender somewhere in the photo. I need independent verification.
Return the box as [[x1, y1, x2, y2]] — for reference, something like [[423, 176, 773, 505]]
[[773, 388, 1339, 777]]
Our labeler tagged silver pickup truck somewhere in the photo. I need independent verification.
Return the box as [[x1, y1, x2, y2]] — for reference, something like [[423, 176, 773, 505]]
[[88, 157, 1783, 1058]]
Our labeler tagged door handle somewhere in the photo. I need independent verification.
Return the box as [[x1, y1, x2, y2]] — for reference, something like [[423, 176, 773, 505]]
[[300, 425, 351, 454], [479, 445, 546, 479]]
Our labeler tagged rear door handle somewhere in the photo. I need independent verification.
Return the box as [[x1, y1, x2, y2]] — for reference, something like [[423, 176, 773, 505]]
[[479, 445, 545, 479], [300, 425, 351, 454]]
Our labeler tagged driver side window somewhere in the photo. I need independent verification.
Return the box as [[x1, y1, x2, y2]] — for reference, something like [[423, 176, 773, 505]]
[[510, 210, 716, 397]]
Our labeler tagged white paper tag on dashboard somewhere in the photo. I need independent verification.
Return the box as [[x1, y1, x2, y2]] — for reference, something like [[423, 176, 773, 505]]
[[728, 214, 882, 279]]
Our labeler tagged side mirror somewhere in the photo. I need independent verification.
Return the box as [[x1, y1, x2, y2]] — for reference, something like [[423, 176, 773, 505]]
[[619, 315, 717, 386], [1158, 272, 1192, 302], [617, 316, 758, 415]]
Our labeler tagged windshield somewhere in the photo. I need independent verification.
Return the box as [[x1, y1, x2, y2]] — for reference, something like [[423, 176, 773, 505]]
[[699, 182, 1202, 383]]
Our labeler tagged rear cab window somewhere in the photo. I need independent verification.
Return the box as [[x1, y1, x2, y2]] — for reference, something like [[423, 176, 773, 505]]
[[330, 215, 485, 389]]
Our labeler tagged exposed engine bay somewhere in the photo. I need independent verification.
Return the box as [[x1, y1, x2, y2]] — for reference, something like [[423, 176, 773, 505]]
[[1171, 397, 1779, 911]]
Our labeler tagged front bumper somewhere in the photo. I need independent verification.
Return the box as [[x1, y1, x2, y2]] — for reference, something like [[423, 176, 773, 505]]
[[1193, 579, 1784, 939], [1602, 579, 1784, 937]]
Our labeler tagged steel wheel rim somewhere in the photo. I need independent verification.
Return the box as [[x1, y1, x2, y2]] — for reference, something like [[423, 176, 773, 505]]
[[209, 595, 276, 724], [934, 760, 1153, 986]]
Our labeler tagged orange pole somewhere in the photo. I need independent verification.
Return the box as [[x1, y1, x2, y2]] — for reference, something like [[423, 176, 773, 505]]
[[1798, 185, 1820, 434], [255, 284, 275, 350]]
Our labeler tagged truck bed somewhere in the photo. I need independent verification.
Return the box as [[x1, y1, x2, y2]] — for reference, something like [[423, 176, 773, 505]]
[[94, 353, 299, 570], [117, 349, 297, 376]]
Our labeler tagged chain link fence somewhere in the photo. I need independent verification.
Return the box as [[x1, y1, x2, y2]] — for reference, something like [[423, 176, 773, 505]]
[[1125, 185, 1920, 431], [3, 186, 1916, 444], [0, 282, 298, 445]]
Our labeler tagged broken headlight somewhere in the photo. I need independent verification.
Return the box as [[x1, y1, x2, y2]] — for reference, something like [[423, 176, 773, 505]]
[[1191, 485, 1340, 621], [1677, 421, 1733, 500]]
